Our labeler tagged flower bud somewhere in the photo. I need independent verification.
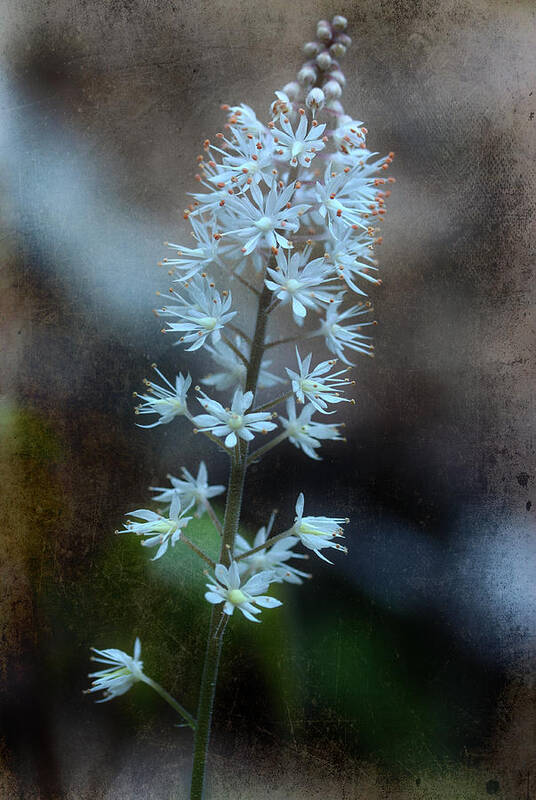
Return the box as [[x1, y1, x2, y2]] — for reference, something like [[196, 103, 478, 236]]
[[306, 87, 325, 114], [323, 79, 342, 99], [282, 81, 300, 100], [326, 99, 344, 115], [316, 21, 332, 42], [298, 65, 317, 85], [335, 33, 352, 48], [329, 69, 346, 86], [316, 51, 333, 71], [303, 41, 322, 58], [330, 42, 347, 58], [332, 15, 348, 31]]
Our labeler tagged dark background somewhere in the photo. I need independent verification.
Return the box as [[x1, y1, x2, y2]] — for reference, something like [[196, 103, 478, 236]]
[[1, 1, 535, 797]]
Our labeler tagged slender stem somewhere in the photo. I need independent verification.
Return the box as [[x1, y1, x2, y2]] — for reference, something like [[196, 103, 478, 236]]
[[189, 279, 273, 800], [234, 529, 294, 561], [253, 391, 292, 413], [265, 335, 299, 349], [228, 322, 252, 344], [189, 607, 226, 798], [203, 500, 223, 536], [141, 675, 196, 730], [222, 335, 249, 369], [247, 431, 289, 465], [181, 535, 216, 569]]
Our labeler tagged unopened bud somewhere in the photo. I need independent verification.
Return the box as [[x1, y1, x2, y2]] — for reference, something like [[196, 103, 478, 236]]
[[323, 79, 342, 99], [335, 33, 352, 48], [330, 42, 347, 58], [316, 20, 332, 42], [298, 65, 317, 86], [282, 81, 300, 100], [331, 15, 348, 31], [306, 87, 325, 114], [326, 99, 344, 115], [303, 41, 322, 58], [316, 51, 333, 71], [329, 69, 346, 86]]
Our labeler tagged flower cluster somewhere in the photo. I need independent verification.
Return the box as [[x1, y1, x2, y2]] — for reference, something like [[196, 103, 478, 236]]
[[89, 33, 394, 796]]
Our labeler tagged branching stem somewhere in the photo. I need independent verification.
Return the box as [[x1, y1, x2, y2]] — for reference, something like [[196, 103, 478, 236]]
[[141, 675, 196, 730]]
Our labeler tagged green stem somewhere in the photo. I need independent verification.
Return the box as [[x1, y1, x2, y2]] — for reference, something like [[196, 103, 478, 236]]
[[222, 335, 249, 369], [141, 675, 196, 730], [203, 500, 223, 536], [234, 528, 295, 562], [189, 280, 272, 800], [181, 534, 216, 569], [247, 431, 289, 465], [253, 390, 292, 413]]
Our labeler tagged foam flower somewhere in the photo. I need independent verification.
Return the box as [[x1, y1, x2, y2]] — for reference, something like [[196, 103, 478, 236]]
[[293, 492, 348, 562], [192, 387, 277, 448], [205, 561, 282, 622]]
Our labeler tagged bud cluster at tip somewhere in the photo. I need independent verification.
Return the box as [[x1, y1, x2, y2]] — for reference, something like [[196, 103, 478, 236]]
[[282, 16, 351, 116]]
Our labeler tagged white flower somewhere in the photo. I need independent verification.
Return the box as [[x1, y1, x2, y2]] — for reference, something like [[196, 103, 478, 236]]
[[264, 247, 335, 325], [326, 222, 380, 296], [158, 274, 236, 351], [280, 398, 344, 460], [206, 127, 275, 189], [220, 180, 309, 255], [159, 216, 221, 280], [150, 462, 225, 516], [235, 515, 310, 584], [315, 161, 381, 230], [118, 493, 193, 561], [192, 387, 277, 449], [286, 348, 354, 413], [205, 561, 282, 622], [86, 638, 145, 703], [305, 87, 325, 115], [223, 103, 268, 137], [272, 113, 326, 167], [202, 337, 285, 392], [293, 492, 348, 563], [134, 366, 191, 428], [270, 90, 293, 119], [315, 301, 375, 364]]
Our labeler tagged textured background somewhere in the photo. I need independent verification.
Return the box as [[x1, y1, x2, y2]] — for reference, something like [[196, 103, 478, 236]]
[[1, 0, 535, 797]]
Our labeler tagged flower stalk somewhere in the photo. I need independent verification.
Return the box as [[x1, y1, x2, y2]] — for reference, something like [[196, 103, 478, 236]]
[[86, 13, 395, 800]]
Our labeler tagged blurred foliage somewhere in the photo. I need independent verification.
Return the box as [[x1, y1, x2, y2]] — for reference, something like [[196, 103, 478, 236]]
[[2, 403, 494, 782]]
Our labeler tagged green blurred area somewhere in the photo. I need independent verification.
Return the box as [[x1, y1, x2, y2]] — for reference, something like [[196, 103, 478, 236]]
[[1, 402, 497, 791]]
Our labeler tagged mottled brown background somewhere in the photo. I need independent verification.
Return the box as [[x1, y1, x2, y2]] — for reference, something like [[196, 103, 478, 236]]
[[1, 0, 535, 798]]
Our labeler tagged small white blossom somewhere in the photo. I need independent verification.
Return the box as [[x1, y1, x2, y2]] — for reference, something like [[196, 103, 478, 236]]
[[272, 113, 326, 168], [220, 180, 309, 255], [315, 301, 375, 364], [223, 103, 268, 137], [86, 638, 145, 703], [193, 387, 277, 449], [205, 561, 282, 622], [118, 493, 193, 561], [293, 492, 348, 562], [202, 337, 285, 391], [306, 87, 325, 115], [235, 515, 310, 584], [326, 222, 380, 296], [206, 127, 275, 189], [286, 348, 354, 413], [150, 462, 225, 516], [270, 90, 293, 119], [159, 274, 236, 351], [280, 398, 344, 459], [134, 366, 191, 428], [265, 247, 335, 325], [160, 217, 221, 281]]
